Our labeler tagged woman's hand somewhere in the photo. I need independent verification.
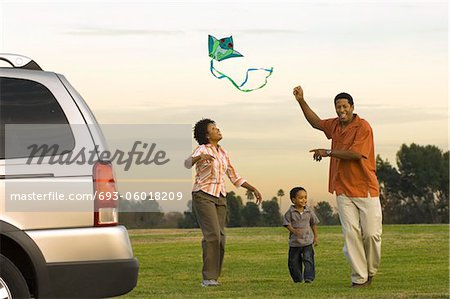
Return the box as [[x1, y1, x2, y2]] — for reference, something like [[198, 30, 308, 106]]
[[185, 154, 215, 168], [242, 183, 263, 204], [198, 154, 215, 163], [253, 189, 262, 205]]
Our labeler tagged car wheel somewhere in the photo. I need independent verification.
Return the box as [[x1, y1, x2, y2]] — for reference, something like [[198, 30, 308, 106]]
[[0, 254, 30, 299]]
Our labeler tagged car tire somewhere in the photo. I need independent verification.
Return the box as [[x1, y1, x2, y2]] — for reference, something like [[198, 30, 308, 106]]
[[0, 254, 30, 299]]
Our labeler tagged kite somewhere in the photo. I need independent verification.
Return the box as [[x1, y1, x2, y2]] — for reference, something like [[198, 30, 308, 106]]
[[208, 35, 273, 92]]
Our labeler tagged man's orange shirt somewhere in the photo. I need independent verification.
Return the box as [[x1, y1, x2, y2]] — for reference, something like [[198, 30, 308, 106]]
[[319, 114, 379, 197]]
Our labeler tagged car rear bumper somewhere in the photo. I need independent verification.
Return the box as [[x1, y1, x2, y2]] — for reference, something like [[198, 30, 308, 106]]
[[25, 225, 139, 297], [46, 257, 139, 298], [26, 225, 134, 263]]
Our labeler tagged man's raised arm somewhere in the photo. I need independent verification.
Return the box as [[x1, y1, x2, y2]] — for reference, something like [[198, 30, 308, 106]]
[[293, 85, 323, 131]]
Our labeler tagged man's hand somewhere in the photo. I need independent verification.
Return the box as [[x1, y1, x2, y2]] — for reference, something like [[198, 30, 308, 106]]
[[293, 86, 304, 102], [309, 149, 329, 162]]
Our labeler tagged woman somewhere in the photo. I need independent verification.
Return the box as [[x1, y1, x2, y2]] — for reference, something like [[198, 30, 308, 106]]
[[185, 118, 262, 287]]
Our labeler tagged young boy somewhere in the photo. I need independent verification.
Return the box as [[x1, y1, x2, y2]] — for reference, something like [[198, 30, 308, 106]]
[[283, 187, 320, 283]]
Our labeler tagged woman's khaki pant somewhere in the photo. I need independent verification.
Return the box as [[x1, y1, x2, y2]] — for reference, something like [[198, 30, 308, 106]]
[[192, 191, 227, 280]]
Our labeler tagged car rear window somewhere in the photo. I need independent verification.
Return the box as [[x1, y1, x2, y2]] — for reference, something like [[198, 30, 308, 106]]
[[0, 77, 75, 159]]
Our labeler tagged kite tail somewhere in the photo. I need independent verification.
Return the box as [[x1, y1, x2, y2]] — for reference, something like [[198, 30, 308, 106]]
[[210, 59, 273, 92]]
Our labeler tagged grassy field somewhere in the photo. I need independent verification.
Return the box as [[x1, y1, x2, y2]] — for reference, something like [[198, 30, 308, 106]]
[[121, 225, 449, 299]]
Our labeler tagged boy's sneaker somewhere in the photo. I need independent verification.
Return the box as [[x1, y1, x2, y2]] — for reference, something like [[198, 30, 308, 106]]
[[201, 280, 220, 287]]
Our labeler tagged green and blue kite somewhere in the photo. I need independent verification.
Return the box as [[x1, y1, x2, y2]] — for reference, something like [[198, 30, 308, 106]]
[[208, 35, 273, 92]]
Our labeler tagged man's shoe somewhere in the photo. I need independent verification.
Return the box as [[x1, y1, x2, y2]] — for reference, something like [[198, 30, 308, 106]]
[[367, 276, 373, 284], [304, 280, 312, 283], [351, 280, 370, 288], [201, 280, 220, 287]]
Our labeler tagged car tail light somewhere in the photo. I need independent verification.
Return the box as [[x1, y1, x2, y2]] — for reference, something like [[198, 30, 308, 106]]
[[93, 161, 118, 227]]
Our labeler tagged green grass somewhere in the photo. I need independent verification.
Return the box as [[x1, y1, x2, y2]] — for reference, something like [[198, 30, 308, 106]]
[[120, 225, 449, 298]]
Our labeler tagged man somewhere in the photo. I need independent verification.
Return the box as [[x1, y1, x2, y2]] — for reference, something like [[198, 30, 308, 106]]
[[293, 85, 382, 288]]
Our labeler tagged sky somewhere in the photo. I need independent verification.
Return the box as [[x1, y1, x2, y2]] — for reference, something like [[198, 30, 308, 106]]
[[0, 0, 447, 212]]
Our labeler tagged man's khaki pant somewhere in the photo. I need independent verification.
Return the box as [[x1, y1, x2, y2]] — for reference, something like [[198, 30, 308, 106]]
[[336, 194, 382, 284], [192, 191, 227, 280]]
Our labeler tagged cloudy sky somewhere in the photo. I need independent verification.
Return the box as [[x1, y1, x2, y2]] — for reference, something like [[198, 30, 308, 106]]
[[1, 0, 447, 211]]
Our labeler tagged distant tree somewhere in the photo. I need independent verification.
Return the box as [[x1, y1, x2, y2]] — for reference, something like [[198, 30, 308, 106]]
[[245, 189, 254, 201], [377, 143, 449, 223], [178, 211, 199, 228], [261, 198, 282, 227], [158, 212, 184, 228], [241, 202, 261, 227], [376, 156, 403, 223], [277, 189, 285, 207], [143, 212, 165, 228], [119, 198, 164, 228], [119, 206, 138, 228], [313, 201, 339, 225], [141, 198, 163, 212], [438, 151, 449, 221], [226, 191, 243, 227], [178, 200, 199, 228]]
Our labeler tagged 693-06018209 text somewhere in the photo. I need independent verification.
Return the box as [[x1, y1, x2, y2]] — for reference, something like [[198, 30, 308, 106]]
[[120, 191, 183, 201]]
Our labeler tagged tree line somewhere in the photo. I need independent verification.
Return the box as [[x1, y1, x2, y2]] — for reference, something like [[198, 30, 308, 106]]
[[120, 143, 448, 228], [119, 190, 339, 229], [377, 143, 448, 223]]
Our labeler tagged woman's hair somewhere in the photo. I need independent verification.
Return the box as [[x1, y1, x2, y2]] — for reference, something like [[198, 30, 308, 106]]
[[193, 118, 215, 145], [290, 187, 307, 202]]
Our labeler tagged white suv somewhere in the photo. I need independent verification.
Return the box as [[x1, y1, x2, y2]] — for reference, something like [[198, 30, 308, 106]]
[[0, 54, 139, 298]]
